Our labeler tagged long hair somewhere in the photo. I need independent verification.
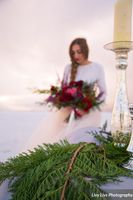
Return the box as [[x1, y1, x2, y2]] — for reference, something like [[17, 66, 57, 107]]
[[69, 38, 89, 81]]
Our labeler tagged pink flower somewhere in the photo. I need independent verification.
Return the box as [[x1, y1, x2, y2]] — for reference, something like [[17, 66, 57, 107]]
[[65, 88, 77, 96]]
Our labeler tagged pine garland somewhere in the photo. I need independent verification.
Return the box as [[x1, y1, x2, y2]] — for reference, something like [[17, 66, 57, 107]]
[[60, 143, 87, 200], [0, 134, 133, 200]]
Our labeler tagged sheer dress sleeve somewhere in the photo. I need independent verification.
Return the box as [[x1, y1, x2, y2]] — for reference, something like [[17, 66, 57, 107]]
[[96, 65, 107, 102]]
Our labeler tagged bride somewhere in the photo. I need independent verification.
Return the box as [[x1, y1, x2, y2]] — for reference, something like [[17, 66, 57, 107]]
[[23, 37, 107, 152], [0, 37, 107, 200]]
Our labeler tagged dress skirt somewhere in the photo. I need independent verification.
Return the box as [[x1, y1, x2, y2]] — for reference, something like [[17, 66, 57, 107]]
[[23, 107, 102, 152]]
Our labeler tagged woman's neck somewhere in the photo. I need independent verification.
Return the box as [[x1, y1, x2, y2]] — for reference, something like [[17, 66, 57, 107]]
[[80, 60, 92, 66]]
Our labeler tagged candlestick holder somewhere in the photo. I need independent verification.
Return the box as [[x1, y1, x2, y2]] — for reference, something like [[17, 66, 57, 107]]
[[104, 41, 133, 145], [123, 104, 133, 170]]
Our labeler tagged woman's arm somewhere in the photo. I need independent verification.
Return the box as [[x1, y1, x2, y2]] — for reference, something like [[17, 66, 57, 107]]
[[97, 65, 107, 102]]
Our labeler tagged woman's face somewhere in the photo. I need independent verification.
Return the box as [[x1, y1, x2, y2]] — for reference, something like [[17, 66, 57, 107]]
[[71, 44, 87, 65]]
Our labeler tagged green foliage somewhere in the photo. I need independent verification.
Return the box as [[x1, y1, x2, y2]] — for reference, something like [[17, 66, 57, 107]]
[[94, 131, 131, 165], [0, 136, 133, 200]]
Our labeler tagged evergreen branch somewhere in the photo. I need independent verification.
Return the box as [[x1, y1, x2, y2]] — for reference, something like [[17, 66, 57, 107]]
[[60, 143, 87, 200], [0, 133, 133, 200]]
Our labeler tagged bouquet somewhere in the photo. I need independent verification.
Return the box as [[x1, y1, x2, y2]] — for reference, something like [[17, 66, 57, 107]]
[[44, 80, 103, 120]]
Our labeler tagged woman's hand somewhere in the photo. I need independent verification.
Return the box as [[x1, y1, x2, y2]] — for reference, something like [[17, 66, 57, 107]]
[[60, 106, 72, 114], [61, 107, 87, 118]]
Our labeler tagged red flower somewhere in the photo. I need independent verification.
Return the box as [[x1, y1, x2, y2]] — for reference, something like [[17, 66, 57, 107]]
[[45, 80, 102, 120], [69, 80, 83, 88], [76, 80, 84, 88], [59, 90, 74, 102], [83, 97, 93, 112], [69, 81, 76, 87]]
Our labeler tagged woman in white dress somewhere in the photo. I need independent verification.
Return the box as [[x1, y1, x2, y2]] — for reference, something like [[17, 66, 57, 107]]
[[0, 38, 107, 200], [23, 38, 107, 152]]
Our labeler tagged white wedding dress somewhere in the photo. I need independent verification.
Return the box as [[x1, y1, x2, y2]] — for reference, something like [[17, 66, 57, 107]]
[[23, 62, 107, 152]]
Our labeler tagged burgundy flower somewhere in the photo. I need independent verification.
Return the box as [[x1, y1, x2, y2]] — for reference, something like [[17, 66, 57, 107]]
[[83, 97, 93, 112], [59, 92, 74, 102], [76, 80, 84, 88], [69, 81, 77, 87], [76, 92, 84, 100], [44, 80, 102, 121]]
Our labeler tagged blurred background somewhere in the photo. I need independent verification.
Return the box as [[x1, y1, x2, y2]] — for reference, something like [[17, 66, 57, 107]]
[[0, 0, 133, 111]]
